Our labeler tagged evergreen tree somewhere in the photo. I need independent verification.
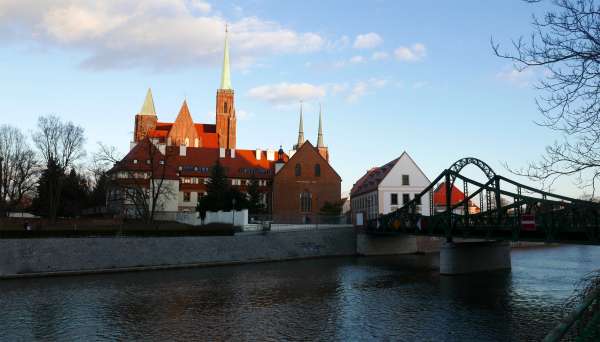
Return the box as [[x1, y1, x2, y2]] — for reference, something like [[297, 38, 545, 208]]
[[247, 176, 264, 214], [199, 160, 230, 212], [32, 158, 63, 217]]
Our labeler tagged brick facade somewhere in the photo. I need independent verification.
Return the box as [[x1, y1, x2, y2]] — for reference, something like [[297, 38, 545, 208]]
[[216, 89, 236, 149], [273, 141, 341, 224]]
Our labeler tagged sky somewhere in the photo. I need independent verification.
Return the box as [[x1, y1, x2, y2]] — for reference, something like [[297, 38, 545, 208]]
[[0, 0, 583, 196]]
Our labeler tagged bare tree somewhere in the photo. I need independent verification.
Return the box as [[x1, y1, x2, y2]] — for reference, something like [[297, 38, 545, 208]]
[[32, 115, 85, 221], [95, 140, 176, 223], [493, 0, 600, 195], [0, 125, 38, 216]]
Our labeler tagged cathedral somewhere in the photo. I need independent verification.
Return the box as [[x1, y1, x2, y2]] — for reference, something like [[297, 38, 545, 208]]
[[109, 29, 341, 224]]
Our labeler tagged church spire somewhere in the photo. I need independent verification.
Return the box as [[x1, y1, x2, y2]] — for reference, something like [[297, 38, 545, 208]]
[[296, 101, 305, 148], [317, 103, 325, 148], [220, 24, 232, 90], [139, 88, 156, 116]]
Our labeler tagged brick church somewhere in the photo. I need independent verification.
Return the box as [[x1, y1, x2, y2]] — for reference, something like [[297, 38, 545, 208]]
[[109, 28, 341, 223]]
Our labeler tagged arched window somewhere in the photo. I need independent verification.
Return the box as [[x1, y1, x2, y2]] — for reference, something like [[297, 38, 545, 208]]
[[315, 164, 321, 177], [224, 101, 228, 113], [184, 138, 190, 146], [300, 191, 312, 212], [295, 163, 301, 177]]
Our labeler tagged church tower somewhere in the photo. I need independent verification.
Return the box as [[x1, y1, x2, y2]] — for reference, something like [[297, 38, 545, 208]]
[[316, 104, 329, 161], [134, 88, 158, 143], [216, 26, 236, 149]]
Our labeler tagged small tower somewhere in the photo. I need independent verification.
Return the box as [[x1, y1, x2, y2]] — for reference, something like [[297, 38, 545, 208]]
[[275, 145, 286, 174], [216, 25, 236, 149], [134, 88, 158, 143], [293, 102, 305, 150], [316, 104, 329, 161]]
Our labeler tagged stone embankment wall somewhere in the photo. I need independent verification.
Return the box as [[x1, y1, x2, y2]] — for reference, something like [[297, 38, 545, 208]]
[[0, 227, 356, 278]]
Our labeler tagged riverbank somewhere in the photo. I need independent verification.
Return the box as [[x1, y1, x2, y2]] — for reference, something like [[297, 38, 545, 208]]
[[0, 227, 356, 278]]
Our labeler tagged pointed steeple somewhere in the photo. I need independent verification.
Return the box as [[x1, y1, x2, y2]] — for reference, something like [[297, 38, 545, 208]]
[[220, 25, 232, 90], [296, 102, 305, 148], [139, 88, 156, 116], [317, 103, 325, 148]]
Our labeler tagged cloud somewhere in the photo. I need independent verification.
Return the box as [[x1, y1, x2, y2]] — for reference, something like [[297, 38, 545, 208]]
[[345, 78, 387, 103], [496, 67, 534, 87], [349, 55, 365, 64], [371, 51, 389, 61], [353, 32, 383, 49], [394, 43, 426, 62], [0, 0, 326, 70], [248, 82, 326, 105]]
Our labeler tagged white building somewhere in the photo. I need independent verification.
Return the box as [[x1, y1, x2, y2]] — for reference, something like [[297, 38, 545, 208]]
[[350, 152, 431, 225]]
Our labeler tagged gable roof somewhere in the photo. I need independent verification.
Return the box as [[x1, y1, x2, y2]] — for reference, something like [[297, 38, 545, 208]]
[[350, 151, 430, 197], [433, 182, 479, 208], [350, 157, 399, 197], [278, 140, 341, 181]]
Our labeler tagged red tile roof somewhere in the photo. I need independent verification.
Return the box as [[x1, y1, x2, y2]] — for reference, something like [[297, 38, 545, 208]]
[[112, 138, 289, 180], [350, 158, 400, 197], [433, 182, 479, 208], [147, 122, 219, 147]]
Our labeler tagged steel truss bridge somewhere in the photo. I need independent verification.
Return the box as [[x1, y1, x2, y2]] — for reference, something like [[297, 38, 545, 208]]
[[368, 157, 600, 245]]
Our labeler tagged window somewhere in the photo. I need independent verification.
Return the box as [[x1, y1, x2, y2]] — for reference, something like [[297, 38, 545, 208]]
[[414, 194, 422, 205], [402, 174, 410, 185], [224, 101, 228, 112], [159, 160, 165, 165], [403, 194, 410, 204], [133, 159, 138, 164], [295, 163, 301, 177], [146, 160, 151, 164], [391, 193, 398, 205], [300, 191, 312, 212], [315, 164, 321, 177], [183, 192, 191, 202]]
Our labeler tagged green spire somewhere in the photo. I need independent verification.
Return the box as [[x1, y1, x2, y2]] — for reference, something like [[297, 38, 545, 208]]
[[140, 88, 156, 116], [220, 25, 232, 90], [317, 103, 325, 148], [297, 102, 305, 148]]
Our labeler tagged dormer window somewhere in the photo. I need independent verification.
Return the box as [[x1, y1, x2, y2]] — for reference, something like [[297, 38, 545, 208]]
[[133, 159, 138, 164]]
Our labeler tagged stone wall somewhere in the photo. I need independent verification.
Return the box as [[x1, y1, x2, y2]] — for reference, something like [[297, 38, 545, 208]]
[[0, 227, 356, 278]]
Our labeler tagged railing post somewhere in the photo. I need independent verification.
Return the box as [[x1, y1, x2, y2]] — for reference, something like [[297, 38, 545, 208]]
[[445, 172, 452, 242], [495, 177, 502, 226]]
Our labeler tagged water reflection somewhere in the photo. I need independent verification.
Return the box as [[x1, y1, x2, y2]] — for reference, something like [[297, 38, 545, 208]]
[[1, 245, 599, 341]]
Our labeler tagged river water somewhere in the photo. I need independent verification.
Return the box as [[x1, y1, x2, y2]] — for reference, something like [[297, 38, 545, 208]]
[[1, 245, 599, 341]]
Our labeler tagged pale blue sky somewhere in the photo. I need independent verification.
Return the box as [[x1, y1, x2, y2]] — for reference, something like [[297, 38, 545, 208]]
[[0, 0, 580, 195]]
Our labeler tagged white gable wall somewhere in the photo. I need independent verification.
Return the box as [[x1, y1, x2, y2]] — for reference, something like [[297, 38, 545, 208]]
[[378, 152, 431, 215]]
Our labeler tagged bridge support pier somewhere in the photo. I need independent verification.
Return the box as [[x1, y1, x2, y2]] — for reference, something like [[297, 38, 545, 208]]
[[356, 233, 441, 255], [440, 241, 511, 275]]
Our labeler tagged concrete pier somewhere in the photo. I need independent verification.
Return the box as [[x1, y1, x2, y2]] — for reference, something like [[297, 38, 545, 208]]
[[357, 233, 442, 256], [439, 241, 511, 275]]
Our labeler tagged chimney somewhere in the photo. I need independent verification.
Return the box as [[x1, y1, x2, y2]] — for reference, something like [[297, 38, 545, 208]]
[[219, 147, 226, 158], [255, 149, 262, 160], [230, 149, 236, 158], [266, 150, 275, 161], [179, 144, 186, 156]]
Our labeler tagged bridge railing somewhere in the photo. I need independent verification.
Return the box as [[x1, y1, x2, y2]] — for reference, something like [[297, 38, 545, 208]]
[[544, 286, 600, 341], [371, 161, 600, 243]]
